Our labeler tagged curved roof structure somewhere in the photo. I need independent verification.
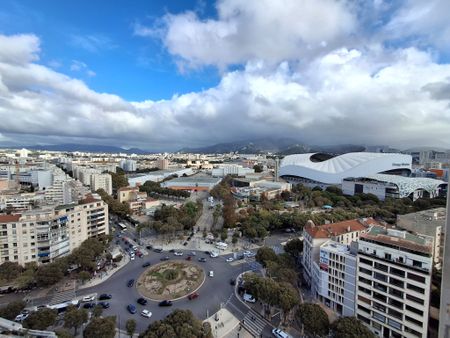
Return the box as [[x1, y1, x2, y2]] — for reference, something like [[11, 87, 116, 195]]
[[280, 152, 412, 185], [364, 174, 447, 198]]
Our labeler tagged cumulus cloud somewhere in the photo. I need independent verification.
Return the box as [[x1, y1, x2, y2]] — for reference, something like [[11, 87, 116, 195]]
[[1, 0, 450, 150]]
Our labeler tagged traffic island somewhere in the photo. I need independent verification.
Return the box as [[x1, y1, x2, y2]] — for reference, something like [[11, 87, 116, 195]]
[[136, 260, 205, 301]]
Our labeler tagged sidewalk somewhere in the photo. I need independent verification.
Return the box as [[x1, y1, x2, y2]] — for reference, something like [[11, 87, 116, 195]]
[[205, 308, 240, 338]]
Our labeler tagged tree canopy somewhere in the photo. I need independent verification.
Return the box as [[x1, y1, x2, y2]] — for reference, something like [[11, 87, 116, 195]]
[[331, 317, 375, 338], [83, 316, 116, 338], [64, 306, 88, 335], [0, 300, 26, 320], [296, 303, 329, 337], [23, 308, 58, 330]]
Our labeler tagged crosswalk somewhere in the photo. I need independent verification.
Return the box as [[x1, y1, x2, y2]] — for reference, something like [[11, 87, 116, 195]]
[[245, 257, 262, 272], [242, 309, 267, 337], [271, 245, 284, 255], [49, 290, 76, 305]]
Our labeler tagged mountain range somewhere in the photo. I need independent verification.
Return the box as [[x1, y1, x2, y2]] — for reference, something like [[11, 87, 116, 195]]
[[0, 143, 151, 155]]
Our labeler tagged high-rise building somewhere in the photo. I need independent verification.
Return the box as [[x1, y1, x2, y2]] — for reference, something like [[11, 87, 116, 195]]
[[119, 159, 137, 172], [156, 158, 169, 170], [356, 226, 433, 338], [90, 173, 112, 195], [439, 189, 450, 338], [0, 194, 108, 265]]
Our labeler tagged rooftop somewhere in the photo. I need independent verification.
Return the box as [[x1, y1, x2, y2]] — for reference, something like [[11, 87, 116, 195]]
[[0, 214, 21, 222], [361, 225, 433, 255], [397, 207, 445, 237], [305, 218, 379, 239]]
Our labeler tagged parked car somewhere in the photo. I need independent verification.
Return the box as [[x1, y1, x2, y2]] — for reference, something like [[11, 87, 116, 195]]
[[230, 278, 236, 286], [189, 251, 196, 256], [243, 293, 256, 303], [174, 251, 183, 256], [127, 304, 137, 314], [14, 313, 29, 322], [183, 242, 188, 246], [210, 252, 218, 258], [130, 255, 135, 261], [160, 256, 170, 261], [226, 257, 234, 262], [153, 248, 163, 253], [141, 309, 152, 318], [169, 249, 176, 253], [136, 251, 143, 257], [158, 300, 173, 307], [127, 279, 135, 287], [82, 295, 96, 302], [204, 251, 210, 255], [98, 294, 112, 300], [142, 262, 151, 268], [146, 245, 153, 250], [188, 292, 199, 300], [198, 257, 207, 262], [83, 302, 95, 309], [98, 302, 110, 309], [137, 297, 148, 305], [272, 328, 292, 338]]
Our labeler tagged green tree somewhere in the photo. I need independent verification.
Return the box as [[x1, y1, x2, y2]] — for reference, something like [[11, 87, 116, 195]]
[[126, 319, 136, 338], [0, 300, 26, 320], [255, 247, 278, 268], [141, 309, 212, 338], [0, 261, 22, 282], [78, 271, 91, 283], [331, 317, 375, 338], [92, 305, 104, 318], [220, 229, 228, 241], [253, 164, 263, 173], [54, 328, 74, 338], [64, 306, 88, 335], [23, 308, 58, 330], [35, 263, 64, 286], [110, 171, 129, 191], [283, 238, 303, 259], [296, 303, 329, 337], [83, 316, 116, 338]]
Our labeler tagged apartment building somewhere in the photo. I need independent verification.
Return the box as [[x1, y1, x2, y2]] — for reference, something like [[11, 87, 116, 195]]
[[0, 194, 108, 265], [119, 159, 137, 172], [302, 218, 377, 287], [90, 173, 112, 195], [156, 158, 169, 170], [313, 240, 357, 316], [356, 226, 433, 338]]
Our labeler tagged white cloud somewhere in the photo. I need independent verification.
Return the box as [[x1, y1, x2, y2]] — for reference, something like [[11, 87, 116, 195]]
[[70, 34, 116, 53], [70, 60, 96, 77]]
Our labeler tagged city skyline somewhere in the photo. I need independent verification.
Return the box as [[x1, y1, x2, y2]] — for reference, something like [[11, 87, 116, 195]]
[[1, 0, 450, 150]]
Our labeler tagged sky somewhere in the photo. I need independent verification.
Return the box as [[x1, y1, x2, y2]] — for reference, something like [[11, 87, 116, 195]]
[[0, 0, 450, 151]]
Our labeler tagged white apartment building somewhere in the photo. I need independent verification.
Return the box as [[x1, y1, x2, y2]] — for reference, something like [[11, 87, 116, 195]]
[[211, 164, 255, 177], [356, 226, 433, 338], [0, 194, 108, 265], [0, 192, 42, 212], [120, 159, 137, 172], [90, 173, 112, 195], [313, 240, 357, 316]]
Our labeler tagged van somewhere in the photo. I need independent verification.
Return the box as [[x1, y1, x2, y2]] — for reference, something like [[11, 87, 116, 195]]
[[271, 328, 291, 338]]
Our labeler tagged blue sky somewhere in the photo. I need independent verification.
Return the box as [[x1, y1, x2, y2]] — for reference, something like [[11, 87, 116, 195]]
[[0, 0, 450, 151], [0, 0, 219, 101]]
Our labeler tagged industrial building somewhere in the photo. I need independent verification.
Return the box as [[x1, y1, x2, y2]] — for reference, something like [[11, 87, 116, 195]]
[[161, 175, 221, 191], [127, 168, 194, 187]]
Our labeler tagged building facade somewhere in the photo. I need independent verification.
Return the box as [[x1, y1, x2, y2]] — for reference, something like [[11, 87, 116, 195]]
[[90, 173, 112, 195]]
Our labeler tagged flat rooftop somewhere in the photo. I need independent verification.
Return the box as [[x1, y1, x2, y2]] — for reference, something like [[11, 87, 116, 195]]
[[166, 176, 221, 184], [397, 208, 445, 237]]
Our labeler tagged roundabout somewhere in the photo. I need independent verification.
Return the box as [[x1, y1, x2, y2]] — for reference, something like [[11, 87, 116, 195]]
[[136, 260, 205, 300]]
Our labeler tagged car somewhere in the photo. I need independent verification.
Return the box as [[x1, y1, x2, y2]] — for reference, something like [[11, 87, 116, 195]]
[[204, 251, 210, 255], [174, 251, 183, 256], [169, 249, 176, 253], [127, 304, 137, 314], [82, 295, 96, 302], [243, 293, 256, 303], [158, 300, 173, 307], [14, 313, 29, 322], [98, 302, 110, 309], [189, 251, 196, 256], [272, 328, 292, 338], [141, 309, 152, 318], [127, 279, 135, 287], [160, 256, 170, 261], [98, 294, 112, 300], [186, 256, 192, 261], [230, 278, 236, 286], [188, 292, 199, 300], [83, 302, 95, 309], [226, 257, 234, 262], [183, 242, 188, 246], [115, 240, 120, 244], [146, 245, 153, 250], [137, 297, 148, 305], [198, 257, 206, 262], [133, 246, 138, 252], [130, 255, 135, 261], [142, 262, 151, 268], [209, 270, 214, 277], [136, 251, 143, 257], [210, 252, 218, 258], [153, 248, 163, 253]]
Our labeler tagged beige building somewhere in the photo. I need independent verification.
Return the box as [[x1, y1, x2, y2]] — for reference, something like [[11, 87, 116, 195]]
[[118, 186, 146, 203], [0, 193, 108, 266], [156, 158, 169, 170], [90, 173, 112, 195]]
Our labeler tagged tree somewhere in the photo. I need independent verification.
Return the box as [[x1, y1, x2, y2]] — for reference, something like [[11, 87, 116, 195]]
[[78, 271, 91, 283], [23, 308, 58, 330], [253, 164, 263, 173], [126, 319, 136, 338], [0, 300, 26, 320], [92, 305, 104, 318], [141, 309, 212, 338], [35, 263, 64, 286], [54, 329, 74, 338], [296, 303, 329, 337], [255, 247, 278, 268], [331, 317, 375, 338], [0, 261, 22, 282], [283, 238, 303, 260], [64, 306, 88, 335], [110, 171, 128, 191], [83, 316, 116, 338], [220, 229, 228, 241]]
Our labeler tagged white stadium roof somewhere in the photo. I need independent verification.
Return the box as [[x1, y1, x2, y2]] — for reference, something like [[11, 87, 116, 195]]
[[280, 152, 412, 185]]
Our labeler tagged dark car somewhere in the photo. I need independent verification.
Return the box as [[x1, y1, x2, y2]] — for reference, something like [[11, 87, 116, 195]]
[[188, 293, 199, 300], [158, 300, 173, 307], [204, 251, 210, 255], [153, 248, 163, 253], [183, 242, 188, 246], [127, 279, 135, 287], [136, 251, 143, 257], [230, 278, 236, 286], [142, 262, 151, 268], [160, 256, 170, 261], [186, 256, 192, 261], [127, 304, 137, 314], [98, 302, 110, 309], [98, 293, 112, 300], [198, 257, 206, 262], [169, 249, 175, 253], [146, 245, 153, 250], [137, 297, 148, 305], [83, 302, 95, 309]]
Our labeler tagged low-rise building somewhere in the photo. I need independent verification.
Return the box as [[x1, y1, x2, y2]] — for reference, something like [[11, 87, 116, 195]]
[[161, 175, 221, 191], [211, 164, 255, 177]]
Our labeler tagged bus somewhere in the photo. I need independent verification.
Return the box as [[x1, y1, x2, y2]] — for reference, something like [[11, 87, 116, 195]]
[[118, 223, 127, 232], [47, 300, 79, 314]]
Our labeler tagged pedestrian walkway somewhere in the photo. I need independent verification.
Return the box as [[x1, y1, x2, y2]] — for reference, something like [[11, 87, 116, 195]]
[[241, 309, 267, 337], [49, 289, 76, 305], [204, 308, 240, 338]]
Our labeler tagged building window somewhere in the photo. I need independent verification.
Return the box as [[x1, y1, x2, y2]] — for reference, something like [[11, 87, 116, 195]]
[[407, 283, 425, 294], [375, 262, 388, 272], [388, 318, 402, 330], [388, 308, 403, 320], [405, 316, 423, 328], [412, 260, 422, 268], [405, 305, 423, 316], [408, 273, 425, 284], [406, 294, 424, 305], [390, 267, 405, 278], [372, 312, 385, 323]]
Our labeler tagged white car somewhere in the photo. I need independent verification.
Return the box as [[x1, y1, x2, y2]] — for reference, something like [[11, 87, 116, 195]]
[[272, 328, 292, 338], [130, 255, 135, 260], [141, 309, 152, 318], [209, 270, 214, 277], [243, 250, 251, 256], [82, 295, 96, 302], [174, 252, 183, 256], [210, 252, 218, 258], [226, 257, 234, 262], [14, 313, 29, 322], [243, 293, 256, 303]]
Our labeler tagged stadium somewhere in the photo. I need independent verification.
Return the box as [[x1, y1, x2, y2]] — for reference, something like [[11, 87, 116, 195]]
[[279, 152, 412, 188]]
